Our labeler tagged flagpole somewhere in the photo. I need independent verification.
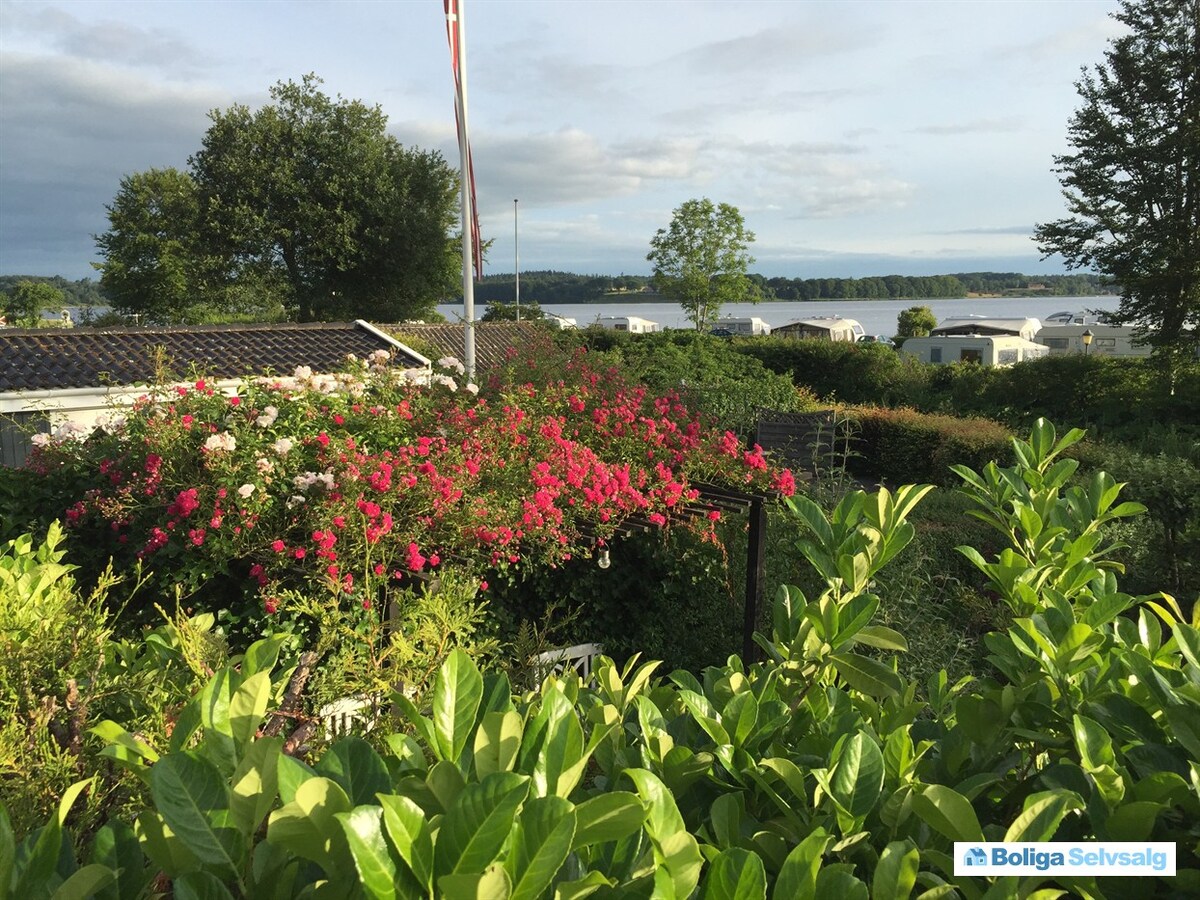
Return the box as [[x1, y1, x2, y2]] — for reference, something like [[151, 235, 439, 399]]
[[451, 0, 476, 380], [514, 198, 520, 323]]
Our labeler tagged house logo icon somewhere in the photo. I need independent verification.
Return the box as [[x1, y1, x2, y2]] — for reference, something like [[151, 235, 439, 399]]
[[963, 847, 987, 867]]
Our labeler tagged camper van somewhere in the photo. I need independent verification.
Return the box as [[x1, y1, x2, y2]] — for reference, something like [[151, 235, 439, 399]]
[[594, 316, 660, 334], [711, 316, 771, 336], [773, 317, 863, 342], [931, 316, 1042, 341], [901, 334, 1049, 367], [1036, 324, 1151, 357]]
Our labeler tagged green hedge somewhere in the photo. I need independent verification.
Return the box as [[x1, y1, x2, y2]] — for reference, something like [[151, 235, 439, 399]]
[[726, 336, 1200, 442], [845, 405, 1014, 485], [731, 337, 928, 405]]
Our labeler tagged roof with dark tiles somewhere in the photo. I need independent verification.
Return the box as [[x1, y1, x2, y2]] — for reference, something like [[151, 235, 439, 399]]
[[0, 321, 427, 393], [381, 322, 546, 372]]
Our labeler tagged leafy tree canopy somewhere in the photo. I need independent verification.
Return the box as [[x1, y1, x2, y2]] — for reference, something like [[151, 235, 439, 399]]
[[1035, 0, 1200, 363], [647, 198, 757, 329], [0, 280, 67, 327], [896, 305, 938, 337], [94, 75, 461, 325], [481, 300, 544, 322]]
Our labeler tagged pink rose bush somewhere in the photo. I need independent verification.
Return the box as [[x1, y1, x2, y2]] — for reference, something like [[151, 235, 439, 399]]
[[26, 345, 795, 632]]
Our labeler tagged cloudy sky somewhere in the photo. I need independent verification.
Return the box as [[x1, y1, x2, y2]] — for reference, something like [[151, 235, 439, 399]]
[[0, 0, 1121, 281]]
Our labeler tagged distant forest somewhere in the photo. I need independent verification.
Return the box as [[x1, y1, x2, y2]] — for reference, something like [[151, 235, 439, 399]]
[[2, 270, 1115, 313], [0, 275, 107, 312], [473, 271, 1116, 304]]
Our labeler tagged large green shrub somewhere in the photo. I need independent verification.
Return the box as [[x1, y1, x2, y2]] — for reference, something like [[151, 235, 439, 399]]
[[732, 337, 928, 405], [8, 421, 1199, 898], [0, 524, 225, 837], [846, 405, 1014, 486], [1078, 441, 1200, 605]]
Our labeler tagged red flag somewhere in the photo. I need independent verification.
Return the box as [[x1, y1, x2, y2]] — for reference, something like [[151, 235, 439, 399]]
[[444, 0, 484, 279]]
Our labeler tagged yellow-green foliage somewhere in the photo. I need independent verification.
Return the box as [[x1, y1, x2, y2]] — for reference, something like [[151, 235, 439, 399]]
[[0, 523, 113, 834]]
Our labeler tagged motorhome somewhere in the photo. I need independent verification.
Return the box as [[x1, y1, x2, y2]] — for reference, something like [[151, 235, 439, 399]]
[[901, 334, 1049, 367], [931, 316, 1042, 341], [1035, 324, 1151, 358], [773, 317, 863, 342], [711, 316, 771, 336], [1045, 310, 1101, 326], [593, 315, 660, 334]]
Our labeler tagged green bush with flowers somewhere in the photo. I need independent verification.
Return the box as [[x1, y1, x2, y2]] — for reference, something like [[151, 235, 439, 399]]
[[20, 345, 796, 659]]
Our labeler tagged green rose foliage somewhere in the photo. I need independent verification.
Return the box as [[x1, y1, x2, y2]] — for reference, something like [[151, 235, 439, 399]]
[[8, 419, 1199, 898]]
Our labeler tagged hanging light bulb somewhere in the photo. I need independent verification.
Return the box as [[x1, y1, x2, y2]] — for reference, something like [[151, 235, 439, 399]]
[[597, 548, 611, 570]]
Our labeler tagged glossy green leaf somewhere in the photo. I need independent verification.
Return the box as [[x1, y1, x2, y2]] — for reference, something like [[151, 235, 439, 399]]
[[135, 809, 201, 877], [391, 691, 439, 757], [433, 648, 484, 765], [814, 865, 867, 899], [276, 754, 317, 806], [700, 847, 767, 900], [379, 794, 434, 892], [91, 719, 160, 766], [1105, 801, 1163, 841], [912, 785, 984, 843], [228, 670, 271, 751], [149, 753, 241, 878], [572, 793, 646, 848], [229, 736, 282, 838], [723, 692, 759, 748], [829, 732, 884, 819], [89, 820, 148, 900], [1164, 703, 1200, 761], [171, 870, 236, 900], [872, 840, 919, 900], [434, 772, 530, 877], [198, 668, 238, 773], [384, 733, 429, 775], [853, 625, 908, 652], [510, 797, 576, 900], [553, 870, 611, 900], [316, 737, 392, 807], [532, 687, 585, 798], [1003, 791, 1083, 843], [708, 793, 744, 851], [830, 652, 903, 700], [242, 634, 287, 677], [624, 769, 703, 900], [335, 807, 397, 900], [438, 864, 511, 899], [267, 776, 353, 877], [1072, 715, 1116, 771], [474, 710, 523, 779], [427, 760, 468, 814]]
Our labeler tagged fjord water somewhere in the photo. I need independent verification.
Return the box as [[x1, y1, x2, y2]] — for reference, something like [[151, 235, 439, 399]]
[[438, 296, 1120, 338]]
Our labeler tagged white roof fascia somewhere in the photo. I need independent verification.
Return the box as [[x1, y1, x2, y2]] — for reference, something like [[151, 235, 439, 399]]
[[354, 320, 432, 368], [0, 379, 244, 415]]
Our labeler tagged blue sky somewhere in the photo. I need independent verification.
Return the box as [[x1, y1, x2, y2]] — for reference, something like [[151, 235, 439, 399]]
[[0, 0, 1121, 280]]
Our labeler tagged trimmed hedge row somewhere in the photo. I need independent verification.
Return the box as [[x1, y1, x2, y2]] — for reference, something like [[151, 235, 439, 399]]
[[727, 336, 1200, 442], [844, 404, 1014, 485]]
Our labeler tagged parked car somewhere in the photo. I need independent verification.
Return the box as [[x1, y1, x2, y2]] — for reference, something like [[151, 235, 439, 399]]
[[857, 334, 895, 348]]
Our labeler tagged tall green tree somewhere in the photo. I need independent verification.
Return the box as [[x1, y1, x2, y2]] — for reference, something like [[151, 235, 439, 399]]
[[93, 168, 244, 324], [94, 75, 461, 325], [0, 280, 66, 327], [1034, 0, 1200, 364], [896, 305, 938, 338], [646, 198, 756, 330]]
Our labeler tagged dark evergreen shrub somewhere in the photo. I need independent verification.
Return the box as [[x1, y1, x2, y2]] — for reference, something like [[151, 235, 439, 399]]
[[846, 405, 1013, 485]]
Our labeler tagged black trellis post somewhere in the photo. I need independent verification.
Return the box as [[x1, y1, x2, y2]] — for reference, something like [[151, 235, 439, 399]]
[[743, 495, 767, 662]]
